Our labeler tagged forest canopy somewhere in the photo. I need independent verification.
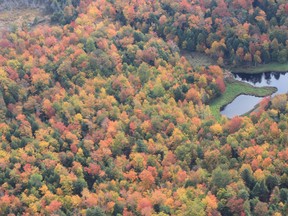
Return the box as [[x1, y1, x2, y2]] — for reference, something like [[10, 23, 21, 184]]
[[0, 0, 288, 215]]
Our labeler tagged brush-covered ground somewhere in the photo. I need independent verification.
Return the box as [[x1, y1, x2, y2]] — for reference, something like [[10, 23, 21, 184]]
[[0, 8, 48, 32]]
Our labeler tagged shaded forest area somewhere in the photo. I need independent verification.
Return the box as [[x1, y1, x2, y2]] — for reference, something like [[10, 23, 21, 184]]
[[0, 0, 288, 215]]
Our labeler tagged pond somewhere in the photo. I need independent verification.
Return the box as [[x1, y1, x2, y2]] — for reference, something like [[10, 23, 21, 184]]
[[220, 72, 288, 118]]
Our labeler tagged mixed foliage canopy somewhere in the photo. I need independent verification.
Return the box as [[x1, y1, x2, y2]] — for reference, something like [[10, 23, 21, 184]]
[[0, 0, 288, 215]]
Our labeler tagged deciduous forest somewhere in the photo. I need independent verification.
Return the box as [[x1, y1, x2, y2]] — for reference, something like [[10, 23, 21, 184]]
[[0, 0, 288, 215]]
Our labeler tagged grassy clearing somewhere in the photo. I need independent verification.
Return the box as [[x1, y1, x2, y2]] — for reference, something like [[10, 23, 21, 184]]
[[181, 50, 215, 68], [230, 63, 288, 74], [210, 80, 277, 120]]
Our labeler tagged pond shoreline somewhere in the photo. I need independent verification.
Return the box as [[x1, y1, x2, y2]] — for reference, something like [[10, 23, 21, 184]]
[[229, 63, 288, 74], [219, 70, 288, 118], [181, 50, 286, 119], [210, 80, 277, 120]]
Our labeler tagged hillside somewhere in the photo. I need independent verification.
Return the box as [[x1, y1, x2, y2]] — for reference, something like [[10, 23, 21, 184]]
[[0, 0, 288, 215], [0, 0, 48, 10], [0, 8, 48, 32]]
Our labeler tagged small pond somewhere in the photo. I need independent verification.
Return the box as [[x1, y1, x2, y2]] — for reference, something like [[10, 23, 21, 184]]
[[220, 72, 288, 118]]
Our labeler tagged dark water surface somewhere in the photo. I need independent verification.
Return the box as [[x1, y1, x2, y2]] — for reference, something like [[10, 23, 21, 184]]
[[221, 72, 288, 118]]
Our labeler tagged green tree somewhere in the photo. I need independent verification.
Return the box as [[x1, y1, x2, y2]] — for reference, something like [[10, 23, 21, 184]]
[[137, 63, 151, 84], [150, 83, 165, 98], [266, 175, 279, 192], [278, 49, 288, 63], [136, 140, 148, 153], [85, 38, 96, 53], [86, 207, 106, 216], [252, 180, 269, 202], [28, 174, 43, 189], [211, 167, 231, 189], [184, 199, 206, 216], [280, 188, 288, 203], [73, 178, 87, 195], [241, 168, 256, 190]]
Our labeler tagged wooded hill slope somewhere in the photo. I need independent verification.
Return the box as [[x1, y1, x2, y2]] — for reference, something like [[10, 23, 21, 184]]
[[0, 0, 288, 215]]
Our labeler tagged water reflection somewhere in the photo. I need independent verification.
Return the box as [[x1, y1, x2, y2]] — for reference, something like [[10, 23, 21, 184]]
[[221, 72, 288, 118], [220, 95, 263, 118], [234, 72, 288, 90]]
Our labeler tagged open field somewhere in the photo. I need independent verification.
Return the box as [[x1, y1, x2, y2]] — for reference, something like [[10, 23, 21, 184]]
[[230, 63, 288, 74], [210, 80, 277, 120]]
